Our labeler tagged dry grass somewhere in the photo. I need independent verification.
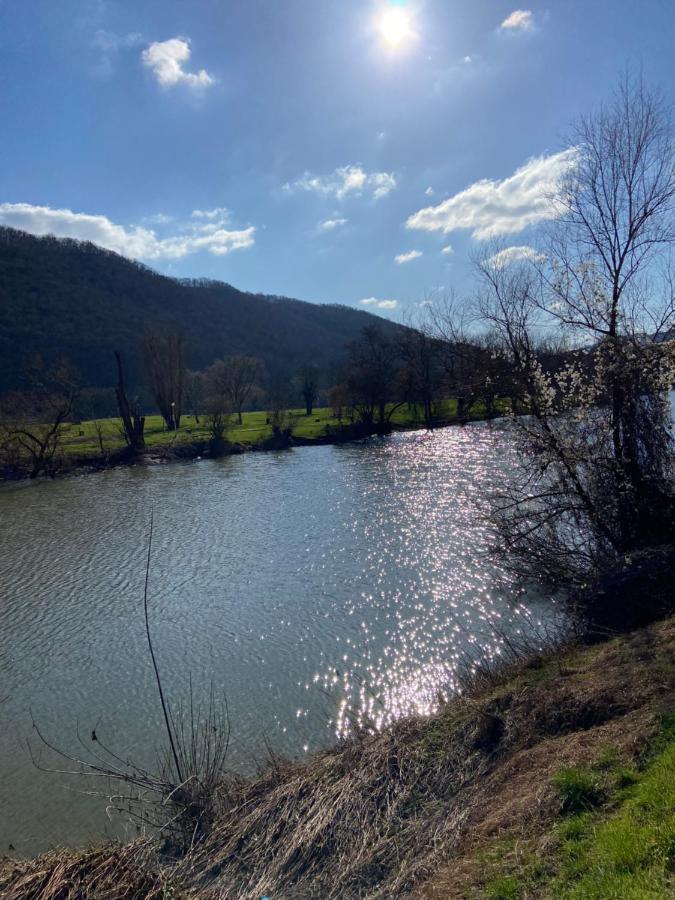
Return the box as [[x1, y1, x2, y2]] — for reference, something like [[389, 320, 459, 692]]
[[0, 842, 171, 900], [2, 618, 673, 900]]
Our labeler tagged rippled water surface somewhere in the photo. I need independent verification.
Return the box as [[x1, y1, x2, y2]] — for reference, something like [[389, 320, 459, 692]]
[[0, 424, 556, 853]]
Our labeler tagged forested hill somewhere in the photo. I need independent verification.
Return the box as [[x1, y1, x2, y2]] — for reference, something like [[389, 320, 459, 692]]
[[0, 227, 404, 391]]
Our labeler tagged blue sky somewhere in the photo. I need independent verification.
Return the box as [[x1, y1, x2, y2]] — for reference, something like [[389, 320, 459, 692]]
[[0, 0, 673, 319]]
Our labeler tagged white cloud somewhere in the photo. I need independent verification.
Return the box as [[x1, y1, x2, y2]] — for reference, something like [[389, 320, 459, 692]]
[[395, 250, 423, 264], [360, 297, 398, 310], [463, 55, 473, 63], [141, 37, 213, 88], [0, 203, 254, 260], [191, 207, 229, 220], [406, 148, 576, 240], [500, 10, 534, 30], [319, 217, 348, 231], [425, 186, 434, 196], [370, 172, 397, 199], [285, 165, 397, 200], [441, 244, 454, 255], [487, 245, 544, 268]]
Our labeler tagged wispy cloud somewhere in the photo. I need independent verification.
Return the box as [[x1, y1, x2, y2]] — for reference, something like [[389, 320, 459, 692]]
[[441, 245, 454, 255], [284, 165, 397, 201], [500, 10, 534, 30], [425, 186, 434, 196], [0, 203, 254, 259], [191, 207, 229, 220], [406, 148, 576, 240], [319, 217, 348, 231], [93, 29, 143, 76], [360, 297, 398, 309], [395, 250, 423, 264], [142, 212, 174, 225], [487, 245, 544, 268], [370, 172, 397, 199], [141, 37, 214, 88]]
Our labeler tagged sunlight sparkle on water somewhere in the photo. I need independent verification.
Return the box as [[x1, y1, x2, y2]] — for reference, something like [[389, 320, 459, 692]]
[[308, 426, 556, 740]]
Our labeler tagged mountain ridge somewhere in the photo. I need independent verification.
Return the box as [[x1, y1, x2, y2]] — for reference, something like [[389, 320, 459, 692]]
[[0, 226, 404, 391]]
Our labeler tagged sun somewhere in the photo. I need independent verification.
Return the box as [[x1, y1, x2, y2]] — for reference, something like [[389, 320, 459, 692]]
[[377, 8, 412, 48]]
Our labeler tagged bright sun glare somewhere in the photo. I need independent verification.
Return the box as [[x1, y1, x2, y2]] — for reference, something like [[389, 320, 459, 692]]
[[378, 8, 412, 48]]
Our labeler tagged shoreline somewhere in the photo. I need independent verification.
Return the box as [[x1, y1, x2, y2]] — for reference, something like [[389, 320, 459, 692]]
[[1, 411, 505, 484]]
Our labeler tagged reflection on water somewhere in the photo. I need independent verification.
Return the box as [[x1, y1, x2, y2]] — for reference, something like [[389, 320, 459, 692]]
[[0, 423, 556, 853]]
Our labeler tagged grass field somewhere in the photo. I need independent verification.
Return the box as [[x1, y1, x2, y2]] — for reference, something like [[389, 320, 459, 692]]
[[58, 399, 487, 460]]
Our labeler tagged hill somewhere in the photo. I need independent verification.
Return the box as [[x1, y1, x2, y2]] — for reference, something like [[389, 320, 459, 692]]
[[0, 227, 404, 392]]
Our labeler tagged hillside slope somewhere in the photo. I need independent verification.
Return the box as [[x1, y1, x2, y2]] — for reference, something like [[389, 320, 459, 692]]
[[0, 227, 403, 390]]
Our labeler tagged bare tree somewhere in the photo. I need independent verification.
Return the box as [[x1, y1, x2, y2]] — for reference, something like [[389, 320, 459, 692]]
[[202, 394, 231, 456], [93, 420, 107, 456], [397, 322, 443, 427], [298, 365, 320, 416], [114, 350, 145, 452], [266, 381, 294, 442], [143, 329, 186, 430], [477, 76, 675, 610], [425, 295, 490, 423], [183, 369, 206, 424], [347, 326, 405, 433], [0, 357, 79, 478], [207, 355, 263, 425], [328, 383, 349, 422]]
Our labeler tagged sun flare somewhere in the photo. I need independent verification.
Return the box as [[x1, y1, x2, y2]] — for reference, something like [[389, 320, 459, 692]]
[[377, 8, 412, 48]]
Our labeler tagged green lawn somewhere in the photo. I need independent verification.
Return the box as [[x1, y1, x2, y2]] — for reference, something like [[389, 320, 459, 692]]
[[59, 398, 484, 459]]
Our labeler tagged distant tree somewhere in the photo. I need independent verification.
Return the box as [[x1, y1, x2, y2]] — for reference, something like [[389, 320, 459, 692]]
[[425, 292, 516, 423], [328, 383, 349, 422], [347, 326, 405, 433], [143, 329, 185, 430], [74, 388, 117, 421], [93, 420, 107, 456], [298, 365, 320, 416], [207, 355, 264, 425], [397, 324, 443, 427], [266, 381, 294, 441], [183, 370, 206, 424], [202, 395, 231, 457], [0, 357, 79, 478], [114, 350, 145, 452]]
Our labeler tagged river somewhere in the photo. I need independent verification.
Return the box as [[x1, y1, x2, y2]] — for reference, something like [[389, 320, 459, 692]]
[[0, 422, 558, 854]]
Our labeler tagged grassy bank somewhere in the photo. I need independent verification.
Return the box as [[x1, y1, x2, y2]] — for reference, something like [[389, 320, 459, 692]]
[[1, 617, 673, 899], [57, 399, 497, 461]]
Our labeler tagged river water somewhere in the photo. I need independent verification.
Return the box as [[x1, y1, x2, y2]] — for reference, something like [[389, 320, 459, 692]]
[[0, 422, 558, 854]]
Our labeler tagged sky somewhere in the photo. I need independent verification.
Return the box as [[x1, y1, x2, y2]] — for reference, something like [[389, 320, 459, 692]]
[[0, 0, 673, 320]]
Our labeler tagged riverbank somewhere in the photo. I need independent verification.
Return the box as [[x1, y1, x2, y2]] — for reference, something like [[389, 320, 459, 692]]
[[0, 400, 506, 482], [2, 614, 673, 898]]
